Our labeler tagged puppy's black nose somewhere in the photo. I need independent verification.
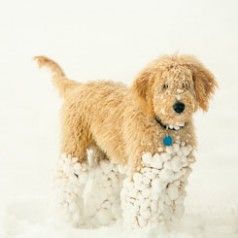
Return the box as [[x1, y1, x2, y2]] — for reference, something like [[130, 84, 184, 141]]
[[173, 102, 185, 114]]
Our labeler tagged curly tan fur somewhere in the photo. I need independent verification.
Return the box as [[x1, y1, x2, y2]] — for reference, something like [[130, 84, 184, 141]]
[[35, 55, 217, 171]]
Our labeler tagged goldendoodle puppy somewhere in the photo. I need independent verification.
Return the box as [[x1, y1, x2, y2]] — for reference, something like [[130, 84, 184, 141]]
[[35, 55, 217, 228]]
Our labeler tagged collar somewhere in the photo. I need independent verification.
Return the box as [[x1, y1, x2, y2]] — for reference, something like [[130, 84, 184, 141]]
[[154, 115, 185, 131]]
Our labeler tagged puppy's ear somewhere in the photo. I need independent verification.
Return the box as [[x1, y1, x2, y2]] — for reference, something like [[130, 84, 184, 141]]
[[183, 56, 217, 111], [132, 69, 154, 100], [132, 68, 156, 118]]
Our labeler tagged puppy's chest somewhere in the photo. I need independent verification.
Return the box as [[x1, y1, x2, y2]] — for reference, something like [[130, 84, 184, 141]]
[[165, 131, 193, 155], [142, 131, 194, 172], [154, 127, 192, 150]]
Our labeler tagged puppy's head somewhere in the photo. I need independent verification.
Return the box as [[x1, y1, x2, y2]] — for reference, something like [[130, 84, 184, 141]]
[[132, 55, 217, 128]]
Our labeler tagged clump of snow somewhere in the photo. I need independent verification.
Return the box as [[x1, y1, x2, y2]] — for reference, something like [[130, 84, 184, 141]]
[[161, 108, 166, 115], [166, 122, 185, 130], [175, 94, 182, 101]]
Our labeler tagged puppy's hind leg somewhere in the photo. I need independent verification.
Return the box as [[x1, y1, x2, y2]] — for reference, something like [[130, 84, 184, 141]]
[[83, 146, 123, 228], [54, 106, 92, 226], [60, 98, 93, 162], [54, 155, 88, 227]]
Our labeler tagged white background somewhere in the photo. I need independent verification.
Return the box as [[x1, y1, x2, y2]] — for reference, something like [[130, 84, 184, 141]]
[[0, 0, 238, 237]]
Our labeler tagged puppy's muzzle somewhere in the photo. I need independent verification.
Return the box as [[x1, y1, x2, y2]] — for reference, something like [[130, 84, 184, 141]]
[[173, 102, 185, 114]]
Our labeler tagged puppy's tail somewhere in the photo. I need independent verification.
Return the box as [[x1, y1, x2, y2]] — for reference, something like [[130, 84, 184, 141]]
[[34, 56, 78, 97]]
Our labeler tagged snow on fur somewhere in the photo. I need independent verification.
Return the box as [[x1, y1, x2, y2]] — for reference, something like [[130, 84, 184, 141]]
[[54, 152, 123, 228], [121, 143, 193, 228]]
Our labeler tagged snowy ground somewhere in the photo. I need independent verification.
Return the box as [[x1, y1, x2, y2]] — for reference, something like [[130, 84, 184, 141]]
[[0, 0, 238, 237]]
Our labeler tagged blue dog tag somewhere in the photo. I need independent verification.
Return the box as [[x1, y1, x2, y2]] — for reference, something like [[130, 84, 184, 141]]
[[163, 136, 173, 146]]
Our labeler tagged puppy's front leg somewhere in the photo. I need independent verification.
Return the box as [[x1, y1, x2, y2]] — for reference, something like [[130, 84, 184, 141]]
[[121, 145, 193, 229]]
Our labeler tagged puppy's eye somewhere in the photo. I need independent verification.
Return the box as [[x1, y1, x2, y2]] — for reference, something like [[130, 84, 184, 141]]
[[163, 84, 169, 90], [182, 82, 189, 90]]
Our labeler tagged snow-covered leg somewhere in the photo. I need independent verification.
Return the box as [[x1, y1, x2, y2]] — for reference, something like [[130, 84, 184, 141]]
[[121, 143, 194, 229], [54, 154, 89, 227], [83, 159, 123, 227], [54, 152, 123, 228]]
